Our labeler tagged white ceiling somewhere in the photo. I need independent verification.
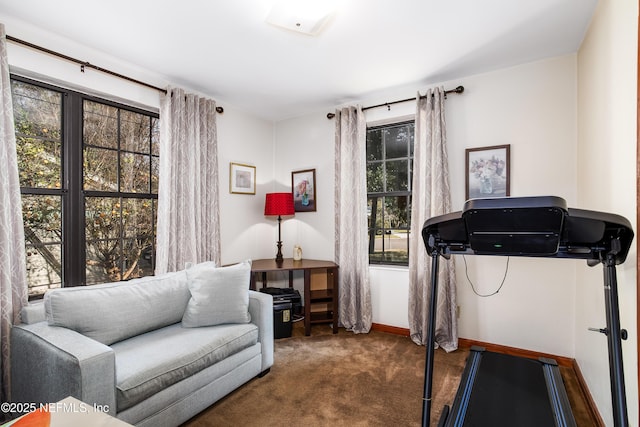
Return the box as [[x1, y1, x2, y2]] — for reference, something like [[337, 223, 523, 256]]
[[0, 0, 597, 121]]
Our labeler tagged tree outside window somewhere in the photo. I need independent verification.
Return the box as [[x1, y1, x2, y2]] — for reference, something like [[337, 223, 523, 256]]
[[366, 121, 414, 265], [11, 77, 159, 298]]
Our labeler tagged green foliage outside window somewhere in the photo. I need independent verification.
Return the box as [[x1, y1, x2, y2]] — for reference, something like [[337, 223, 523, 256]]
[[366, 121, 414, 265], [11, 77, 159, 297]]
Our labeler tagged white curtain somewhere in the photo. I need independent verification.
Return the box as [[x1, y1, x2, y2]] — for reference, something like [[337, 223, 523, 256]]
[[156, 87, 221, 273], [408, 87, 457, 352], [0, 23, 28, 404], [334, 106, 372, 334]]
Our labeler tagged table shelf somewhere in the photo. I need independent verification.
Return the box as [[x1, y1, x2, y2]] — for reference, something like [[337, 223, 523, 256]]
[[310, 289, 333, 302], [250, 258, 339, 336], [310, 311, 334, 323]]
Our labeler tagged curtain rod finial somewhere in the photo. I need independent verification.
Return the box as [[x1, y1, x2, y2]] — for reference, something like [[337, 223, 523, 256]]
[[327, 112, 335, 119], [216, 106, 224, 114]]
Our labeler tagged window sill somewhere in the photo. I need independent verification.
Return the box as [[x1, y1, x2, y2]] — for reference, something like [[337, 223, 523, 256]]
[[369, 264, 409, 272]]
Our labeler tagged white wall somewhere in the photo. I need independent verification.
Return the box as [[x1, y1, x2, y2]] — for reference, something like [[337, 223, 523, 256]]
[[275, 55, 580, 356], [3, 15, 162, 111], [274, 113, 335, 262], [218, 107, 275, 265], [446, 56, 578, 357], [577, 0, 638, 424]]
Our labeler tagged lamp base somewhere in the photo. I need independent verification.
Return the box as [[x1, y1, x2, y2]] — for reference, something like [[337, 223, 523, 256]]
[[275, 215, 284, 264], [275, 240, 284, 264]]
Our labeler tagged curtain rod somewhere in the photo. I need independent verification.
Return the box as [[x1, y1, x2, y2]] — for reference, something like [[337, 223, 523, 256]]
[[6, 35, 224, 113], [326, 85, 464, 119]]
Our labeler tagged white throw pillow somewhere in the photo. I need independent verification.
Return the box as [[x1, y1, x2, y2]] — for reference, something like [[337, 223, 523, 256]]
[[182, 260, 252, 327]]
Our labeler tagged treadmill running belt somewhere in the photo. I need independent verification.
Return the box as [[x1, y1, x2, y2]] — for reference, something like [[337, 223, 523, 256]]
[[464, 352, 556, 426]]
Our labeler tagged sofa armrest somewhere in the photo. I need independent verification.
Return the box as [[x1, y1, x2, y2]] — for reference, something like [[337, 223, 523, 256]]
[[11, 322, 116, 416], [248, 290, 273, 372]]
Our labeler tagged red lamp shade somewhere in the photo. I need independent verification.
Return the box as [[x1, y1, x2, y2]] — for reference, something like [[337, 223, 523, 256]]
[[264, 192, 295, 216]]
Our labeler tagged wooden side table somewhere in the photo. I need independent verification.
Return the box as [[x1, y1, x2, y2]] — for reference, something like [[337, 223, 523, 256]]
[[250, 258, 339, 336]]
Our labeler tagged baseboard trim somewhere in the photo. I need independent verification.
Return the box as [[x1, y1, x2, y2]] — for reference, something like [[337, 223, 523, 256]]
[[572, 359, 605, 427], [371, 323, 410, 336], [371, 323, 602, 424], [457, 337, 574, 367], [371, 324, 572, 367]]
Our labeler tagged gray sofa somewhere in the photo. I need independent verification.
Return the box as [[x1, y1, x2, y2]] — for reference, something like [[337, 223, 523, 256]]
[[10, 260, 273, 427]]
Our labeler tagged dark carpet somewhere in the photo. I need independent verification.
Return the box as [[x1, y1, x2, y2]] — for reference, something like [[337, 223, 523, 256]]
[[182, 322, 596, 427]]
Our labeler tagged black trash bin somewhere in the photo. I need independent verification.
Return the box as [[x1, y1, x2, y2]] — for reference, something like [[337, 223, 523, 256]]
[[260, 287, 302, 316], [273, 301, 293, 339]]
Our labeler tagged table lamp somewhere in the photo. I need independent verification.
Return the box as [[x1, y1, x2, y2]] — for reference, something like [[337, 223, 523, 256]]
[[264, 192, 295, 263]]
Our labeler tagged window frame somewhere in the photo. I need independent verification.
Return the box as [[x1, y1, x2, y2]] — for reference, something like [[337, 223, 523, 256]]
[[11, 75, 159, 297], [366, 120, 414, 266], [81, 97, 159, 285]]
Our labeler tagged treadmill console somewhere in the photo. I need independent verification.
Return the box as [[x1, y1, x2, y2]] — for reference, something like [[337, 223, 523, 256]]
[[423, 195, 633, 265]]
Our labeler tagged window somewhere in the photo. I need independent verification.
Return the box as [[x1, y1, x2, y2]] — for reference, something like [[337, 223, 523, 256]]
[[12, 76, 159, 298], [366, 121, 414, 265]]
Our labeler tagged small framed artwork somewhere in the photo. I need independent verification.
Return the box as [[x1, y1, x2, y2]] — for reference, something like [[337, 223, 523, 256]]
[[292, 169, 316, 212], [465, 144, 510, 200], [229, 162, 256, 195]]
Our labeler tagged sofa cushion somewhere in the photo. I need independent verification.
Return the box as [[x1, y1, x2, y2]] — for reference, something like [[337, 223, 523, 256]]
[[44, 270, 191, 345], [111, 322, 259, 411], [182, 260, 252, 327]]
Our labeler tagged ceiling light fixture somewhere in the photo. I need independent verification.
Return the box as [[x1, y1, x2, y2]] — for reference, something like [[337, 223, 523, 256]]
[[266, 0, 337, 36]]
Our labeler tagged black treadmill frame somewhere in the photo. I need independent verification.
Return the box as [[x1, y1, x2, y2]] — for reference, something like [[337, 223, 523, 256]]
[[420, 196, 634, 427]]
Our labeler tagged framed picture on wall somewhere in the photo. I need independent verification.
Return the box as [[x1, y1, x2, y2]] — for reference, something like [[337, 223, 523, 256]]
[[292, 169, 316, 212], [465, 144, 510, 200], [229, 162, 256, 194]]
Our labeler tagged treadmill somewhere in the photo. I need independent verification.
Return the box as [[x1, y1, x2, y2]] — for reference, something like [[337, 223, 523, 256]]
[[420, 196, 634, 427]]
